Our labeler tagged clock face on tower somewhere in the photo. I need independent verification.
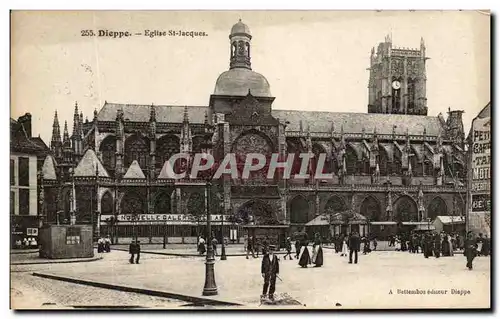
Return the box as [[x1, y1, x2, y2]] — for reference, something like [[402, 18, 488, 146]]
[[392, 80, 401, 90]]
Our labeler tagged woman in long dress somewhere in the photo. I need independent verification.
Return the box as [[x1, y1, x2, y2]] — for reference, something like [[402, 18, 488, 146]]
[[395, 236, 401, 251], [298, 235, 311, 268], [312, 233, 324, 267], [448, 234, 454, 257], [198, 236, 206, 255], [341, 236, 348, 257]]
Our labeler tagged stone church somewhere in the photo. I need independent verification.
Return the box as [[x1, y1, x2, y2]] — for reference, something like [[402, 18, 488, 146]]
[[40, 20, 467, 244]]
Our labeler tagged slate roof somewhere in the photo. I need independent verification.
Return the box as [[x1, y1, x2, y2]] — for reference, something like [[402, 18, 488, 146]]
[[10, 119, 49, 155], [272, 110, 445, 136], [123, 160, 146, 179], [95, 102, 446, 137], [74, 149, 110, 178], [97, 102, 207, 123], [42, 155, 58, 180]]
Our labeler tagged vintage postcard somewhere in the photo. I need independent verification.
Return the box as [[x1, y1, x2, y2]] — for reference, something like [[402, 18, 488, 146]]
[[10, 10, 491, 310]]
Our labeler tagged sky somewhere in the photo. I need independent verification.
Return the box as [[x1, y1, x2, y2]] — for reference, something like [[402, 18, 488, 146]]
[[11, 10, 490, 145]]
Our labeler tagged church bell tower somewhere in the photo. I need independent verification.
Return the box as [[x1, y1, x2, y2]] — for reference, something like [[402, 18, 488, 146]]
[[367, 35, 428, 115]]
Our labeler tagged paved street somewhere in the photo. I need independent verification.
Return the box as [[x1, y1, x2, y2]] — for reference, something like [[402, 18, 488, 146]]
[[11, 249, 490, 309]]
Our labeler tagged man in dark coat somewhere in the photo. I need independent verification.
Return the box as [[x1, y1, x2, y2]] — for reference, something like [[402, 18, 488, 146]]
[[294, 239, 301, 259], [481, 234, 490, 256], [129, 240, 141, 264], [348, 231, 361, 264], [433, 233, 441, 258], [261, 245, 280, 301], [464, 232, 478, 270], [284, 237, 293, 260]]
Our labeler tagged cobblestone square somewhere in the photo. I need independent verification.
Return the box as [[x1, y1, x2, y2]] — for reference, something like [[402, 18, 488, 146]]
[[11, 249, 490, 309]]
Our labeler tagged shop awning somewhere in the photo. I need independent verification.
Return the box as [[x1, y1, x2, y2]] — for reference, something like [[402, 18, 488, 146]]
[[415, 224, 436, 231], [370, 221, 397, 225], [305, 215, 330, 226], [434, 216, 465, 225], [242, 225, 289, 229]]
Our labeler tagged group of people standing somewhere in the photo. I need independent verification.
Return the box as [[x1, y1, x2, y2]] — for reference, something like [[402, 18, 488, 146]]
[[97, 235, 112, 254], [296, 233, 324, 268], [197, 236, 219, 256], [333, 232, 364, 264]]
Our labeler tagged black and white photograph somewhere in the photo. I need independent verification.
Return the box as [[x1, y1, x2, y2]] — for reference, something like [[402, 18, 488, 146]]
[[9, 10, 491, 309]]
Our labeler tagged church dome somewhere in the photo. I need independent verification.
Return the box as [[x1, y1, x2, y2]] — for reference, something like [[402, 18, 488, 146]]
[[230, 19, 251, 37], [214, 68, 271, 97]]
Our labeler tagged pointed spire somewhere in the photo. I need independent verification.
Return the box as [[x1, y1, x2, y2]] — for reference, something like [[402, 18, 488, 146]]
[[72, 101, 79, 137], [51, 110, 61, 146], [63, 120, 70, 145], [183, 106, 189, 124], [79, 112, 84, 136], [93, 108, 98, 121], [204, 110, 209, 125], [150, 103, 156, 122]]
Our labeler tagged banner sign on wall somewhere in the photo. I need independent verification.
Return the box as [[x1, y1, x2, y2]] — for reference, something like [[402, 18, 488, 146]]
[[471, 116, 491, 214], [100, 214, 230, 225]]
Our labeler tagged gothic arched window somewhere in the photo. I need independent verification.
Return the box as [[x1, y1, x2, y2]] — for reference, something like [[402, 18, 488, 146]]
[[125, 135, 148, 170], [427, 196, 447, 220], [156, 135, 180, 171], [289, 196, 310, 224], [101, 191, 114, 215], [154, 191, 172, 214], [121, 191, 146, 215], [345, 145, 358, 175], [379, 146, 390, 176], [423, 158, 433, 176], [99, 136, 116, 175]]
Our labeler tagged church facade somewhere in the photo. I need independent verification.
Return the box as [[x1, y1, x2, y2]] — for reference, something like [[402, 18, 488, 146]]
[[40, 21, 467, 244]]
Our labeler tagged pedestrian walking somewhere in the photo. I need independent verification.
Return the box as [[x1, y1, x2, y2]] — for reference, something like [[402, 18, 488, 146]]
[[129, 240, 141, 264], [261, 245, 280, 302], [198, 236, 206, 255], [284, 237, 293, 260], [294, 239, 301, 259], [464, 231, 478, 270], [104, 235, 111, 252], [480, 234, 490, 256], [298, 234, 311, 268], [246, 236, 256, 259], [212, 237, 218, 256], [312, 233, 323, 267], [97, 237, 105, 254], [433, 233, 441, 258], [372, 237, 378, 251], [348, 232, 361, 264], [341, 235, 348, 257]]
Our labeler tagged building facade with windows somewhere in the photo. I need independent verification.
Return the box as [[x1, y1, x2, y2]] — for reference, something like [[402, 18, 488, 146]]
[[39, 21, 467, 244], [10, 113, 50, 245]]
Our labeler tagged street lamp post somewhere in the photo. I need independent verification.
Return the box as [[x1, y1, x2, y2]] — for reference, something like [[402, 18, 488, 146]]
[[220, 199, 227, 260], [203, 180, 218, 295], [202, 140, 217, 296]]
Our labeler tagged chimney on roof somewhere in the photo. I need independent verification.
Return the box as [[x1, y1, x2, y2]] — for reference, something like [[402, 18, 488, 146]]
[[18, 113, 32, 137]]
